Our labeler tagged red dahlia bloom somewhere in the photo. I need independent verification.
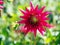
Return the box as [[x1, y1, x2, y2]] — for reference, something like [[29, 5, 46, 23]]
[[0, 0, 4, 9], [18, 2, 52, 36]]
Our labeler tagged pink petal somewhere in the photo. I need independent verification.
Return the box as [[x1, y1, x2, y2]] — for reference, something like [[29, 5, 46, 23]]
[[0, 6, 4, 9]]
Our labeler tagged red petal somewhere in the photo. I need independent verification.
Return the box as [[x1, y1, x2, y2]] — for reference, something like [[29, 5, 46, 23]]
[[20, 9, 27, 14], [25, 7, 29, 12], [38, 28, 44, 35], [17, 20, 26, 24], [42, 11, 51, 16], [42, 21, 51, 28], [25, 28, 30, 35], [30, 1, 34, 11], [35, 5, 38, 11], [39, 6, 45, 12], [20, 15, 29, 19], [0, 1, 3, 4], [42, 18, 49, 20], [33, 29, 37, 37], [39, 24, 46, 32], [20, 16, 24, 18], [39, 25, 46, 32], [20, 16, 27, 19]]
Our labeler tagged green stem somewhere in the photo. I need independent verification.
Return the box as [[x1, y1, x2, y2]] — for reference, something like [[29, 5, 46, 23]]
[[31, 35, 32, 45], [0, 10, 1, 17], [30, 33, 33, 45], [34, 37, 36, 45]]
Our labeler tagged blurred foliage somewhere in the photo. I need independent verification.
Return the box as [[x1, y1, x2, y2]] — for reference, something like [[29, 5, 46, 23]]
[[0, 0, 60, 45]]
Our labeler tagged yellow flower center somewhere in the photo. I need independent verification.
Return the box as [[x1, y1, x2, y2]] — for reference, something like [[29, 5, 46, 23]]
[[30, 16, 38, 24], [32, 17, 38, 23]]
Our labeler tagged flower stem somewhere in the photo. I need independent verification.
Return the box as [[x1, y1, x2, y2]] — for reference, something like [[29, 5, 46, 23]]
[[34, 37, 36, 45], [30, 33, 32, 45]]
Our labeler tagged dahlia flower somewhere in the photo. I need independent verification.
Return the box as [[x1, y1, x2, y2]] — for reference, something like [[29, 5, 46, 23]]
[[18, 2, 51, 36], [0, 0, 4, 9]]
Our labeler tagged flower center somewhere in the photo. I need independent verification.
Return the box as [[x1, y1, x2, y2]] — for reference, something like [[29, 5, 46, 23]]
[[32, 16, 38, 23], [29, 16, 38, 25]]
